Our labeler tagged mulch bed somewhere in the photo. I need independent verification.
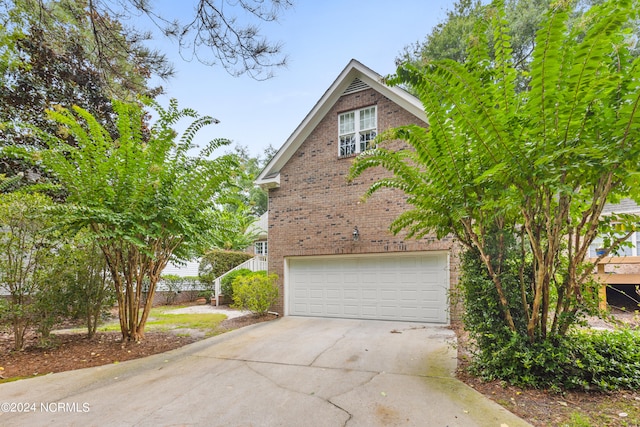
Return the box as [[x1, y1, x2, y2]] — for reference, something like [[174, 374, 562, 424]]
[[0, 313, 275, 380]]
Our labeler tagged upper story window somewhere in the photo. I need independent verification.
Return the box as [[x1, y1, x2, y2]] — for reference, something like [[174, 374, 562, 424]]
[[338, 106, 377, 157]]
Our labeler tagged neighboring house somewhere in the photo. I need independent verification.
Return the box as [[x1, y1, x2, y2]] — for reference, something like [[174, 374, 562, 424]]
[[163, 212, 269, 277], [163, 259, 201, 278], [589, 198, 640, 309], [256, 59, 461, 324], [250, 212, 268, 257]]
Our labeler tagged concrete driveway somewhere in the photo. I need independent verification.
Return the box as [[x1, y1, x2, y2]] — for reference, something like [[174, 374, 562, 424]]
[[0, 317, 530, 426]]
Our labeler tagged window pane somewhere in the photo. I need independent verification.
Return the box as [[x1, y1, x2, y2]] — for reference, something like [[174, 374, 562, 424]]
[[255, 241, 268, 255], [340, 135, 356, 156], [360, 130, 376, 152], [360, 107, 376, 130], [616, 233, 633, 256], [589, 237, 603, 258], [339, 112, 355, 135]]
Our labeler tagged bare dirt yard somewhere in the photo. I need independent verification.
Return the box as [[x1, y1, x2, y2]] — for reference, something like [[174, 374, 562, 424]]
[[1, 304, 638, 427]]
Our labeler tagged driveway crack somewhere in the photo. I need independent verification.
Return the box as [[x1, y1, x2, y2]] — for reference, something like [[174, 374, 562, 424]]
[[244, 360, 376, 425], [309, 332, 347, 366], [327, 400, 353, 426]]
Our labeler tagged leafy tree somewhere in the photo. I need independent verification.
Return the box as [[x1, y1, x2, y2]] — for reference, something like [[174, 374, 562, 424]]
[[350, 0, 640, 344], [210, 203, 262, 251], [8, 0, 293, 80], [0, 0, 163, 190], [58, 233, 115, 339], [203, 144, 274, 251], [0, 192, 55, 350], [397, 0, 640, 90], [35, 98, 237, 342], [224, 144, 276, 216], [398, 0, 486, 66]]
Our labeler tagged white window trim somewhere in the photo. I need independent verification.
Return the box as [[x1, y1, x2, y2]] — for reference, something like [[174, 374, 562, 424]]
[[255, 240, 268, 256], [338, 106, 377, 157]]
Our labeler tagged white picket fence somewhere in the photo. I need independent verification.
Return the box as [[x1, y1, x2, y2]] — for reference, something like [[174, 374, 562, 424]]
[[212, 256, 268, 306]]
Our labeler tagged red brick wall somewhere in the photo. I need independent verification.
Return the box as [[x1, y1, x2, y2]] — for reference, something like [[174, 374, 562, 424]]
[[267, 88, 462, 319]]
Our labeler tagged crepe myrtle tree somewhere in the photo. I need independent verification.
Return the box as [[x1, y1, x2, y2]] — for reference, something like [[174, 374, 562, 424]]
[[350, 0, 640, 343], [0, 192, 55, 350], [35, 98, 237, 342]]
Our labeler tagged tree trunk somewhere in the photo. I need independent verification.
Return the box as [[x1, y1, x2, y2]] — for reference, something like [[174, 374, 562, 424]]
[[12, 317, 28, 351], [461, 219, 517, 332]]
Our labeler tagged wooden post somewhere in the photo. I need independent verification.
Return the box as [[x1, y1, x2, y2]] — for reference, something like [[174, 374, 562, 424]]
[[597, 262, 607, 311]]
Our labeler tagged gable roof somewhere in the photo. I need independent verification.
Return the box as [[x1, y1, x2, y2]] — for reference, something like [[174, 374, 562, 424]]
[[255, 59, 427, 189]]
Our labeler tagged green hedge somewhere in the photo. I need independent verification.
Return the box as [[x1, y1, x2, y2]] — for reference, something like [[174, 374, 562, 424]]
[[469, 328, 640, 391]]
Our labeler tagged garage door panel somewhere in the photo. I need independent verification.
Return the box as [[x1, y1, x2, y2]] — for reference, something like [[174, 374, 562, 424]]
[[294, 302, 308, 312], [343, 289, 359, 300], [326, 304, 341, 315], [310, 275, 325, 284], [379, 289, 397, 301], [309, 304, 324, 314], [399, 289, 418, 300], [361, 304, 377, 316], [325, 289, 340, 299], [293, 288, 308, 299], [362, 289, 377, 300], [288, 254, 448, 323], [309, 289, 323, 299]]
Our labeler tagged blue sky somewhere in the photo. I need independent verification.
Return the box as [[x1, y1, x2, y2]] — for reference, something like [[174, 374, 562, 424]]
[[144, 1, 457, 158]]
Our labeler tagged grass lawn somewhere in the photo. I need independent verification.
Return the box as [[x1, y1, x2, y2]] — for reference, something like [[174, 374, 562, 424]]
[[96, 305, 228, 337]]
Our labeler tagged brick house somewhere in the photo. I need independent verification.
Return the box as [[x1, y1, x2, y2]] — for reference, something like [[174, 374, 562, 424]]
[[256, 59, 461, 324]]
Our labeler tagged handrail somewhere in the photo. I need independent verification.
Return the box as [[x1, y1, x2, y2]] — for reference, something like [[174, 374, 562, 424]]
[[212, 256, 268, 306]]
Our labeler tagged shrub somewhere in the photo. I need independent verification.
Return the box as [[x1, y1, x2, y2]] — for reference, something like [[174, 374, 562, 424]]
[[231, 272, 278, 316], [460, 242, 640, 391], [568, 329, 640, 391], [0, 192, 55, 350], [467, 326, 640, 391], [199, 250, 253, 285], [220, 268, 254, 299], [0, 297, 9, 327], [59, 237, 116, 339], [460, 242, 533, 364]]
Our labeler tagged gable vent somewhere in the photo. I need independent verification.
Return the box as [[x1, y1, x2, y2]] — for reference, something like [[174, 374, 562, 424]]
[[343, 78, 370, 95]]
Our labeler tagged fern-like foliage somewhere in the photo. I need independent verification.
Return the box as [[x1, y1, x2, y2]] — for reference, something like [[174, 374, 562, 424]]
[[0, 173, 22, 192], [350, 0, 640, 343], [35, 98, 237, 341]]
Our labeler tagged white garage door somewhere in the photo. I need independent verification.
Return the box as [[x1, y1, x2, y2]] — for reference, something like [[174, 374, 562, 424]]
[[287, 253, 449, 323]]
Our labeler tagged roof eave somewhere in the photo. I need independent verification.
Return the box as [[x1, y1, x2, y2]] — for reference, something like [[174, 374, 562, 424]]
[[255, 59, 426, 187]]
